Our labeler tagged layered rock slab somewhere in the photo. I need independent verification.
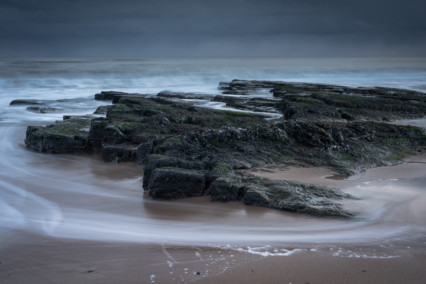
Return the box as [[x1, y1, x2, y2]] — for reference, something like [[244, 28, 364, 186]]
[[22, 81, 426, 217]]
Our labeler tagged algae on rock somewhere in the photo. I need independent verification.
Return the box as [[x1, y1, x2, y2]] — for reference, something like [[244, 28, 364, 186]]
[[22, 81, 426, 217]]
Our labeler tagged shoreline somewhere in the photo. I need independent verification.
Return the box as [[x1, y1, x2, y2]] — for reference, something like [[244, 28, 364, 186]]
[[197, 246, 426, 284], [2, 227, 425, 283], [1, 124, 426, 283], [3, 78, 426, 282], [244, 151, 426, 189]]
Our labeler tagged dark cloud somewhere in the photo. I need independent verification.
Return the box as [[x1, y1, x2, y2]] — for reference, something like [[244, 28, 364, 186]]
[[1, 0, 425, 57]]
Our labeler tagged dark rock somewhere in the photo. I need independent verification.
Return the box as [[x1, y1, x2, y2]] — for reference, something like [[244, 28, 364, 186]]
[[23, 81, 426, 217], [112, 94, 149, 104], [206, 162, 234, 187], [136, 142, 154, 165], [241, 177, 354, 217], [10, 99, 52, 106], [219, 79, 426, 121], [208, 176, 244, 201], [212, 95, 282, 115], [157, 90, 213, 100], [94, 91, 149, 102], [25, 116, 90, 153], [88, 118, 109, 149], [148, 167, 205, 199], [103, 125, 127, 144], [94, 91, 128, 100], [26, 106, 61, 113], [143, 154, 205, 190], [93, 105, 110, 114], [207, 174, 354, 217], [218, 80, 280, 96], [102, 144, 138, 162]]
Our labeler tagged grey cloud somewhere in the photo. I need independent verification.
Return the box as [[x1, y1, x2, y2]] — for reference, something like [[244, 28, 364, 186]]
[[0, 0, 425, 57]]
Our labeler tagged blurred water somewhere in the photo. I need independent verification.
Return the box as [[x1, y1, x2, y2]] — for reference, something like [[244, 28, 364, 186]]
[[0, 58, 426, 251], [1, 57, 426, 124]]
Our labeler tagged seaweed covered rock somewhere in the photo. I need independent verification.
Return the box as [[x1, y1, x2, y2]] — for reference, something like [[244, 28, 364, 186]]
[[143, 154, 206, 189], [218, 79, 426, 121], [157, 91, 213, 100], [94, 91, 128, 100], [207, 174, 354, 217], [208, 175, 243, 201], [25, 116, 91, 153], [148, 167, 206, 199], [242, 178, 354, 217], [102, 144, 138, 162], [22, 81, 426, 217], [10, 99, 52, 106]]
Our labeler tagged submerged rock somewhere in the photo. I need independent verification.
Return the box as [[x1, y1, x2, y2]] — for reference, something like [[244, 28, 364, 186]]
[[26, 106, 61, 113], [10, 99, 52, 106]]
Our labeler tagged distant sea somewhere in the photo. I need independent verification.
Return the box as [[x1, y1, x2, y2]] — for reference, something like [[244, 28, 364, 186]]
[[1, 57, 425, 124]]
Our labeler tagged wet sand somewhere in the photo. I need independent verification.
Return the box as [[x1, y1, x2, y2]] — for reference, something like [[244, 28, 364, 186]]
[[198, 247, 426, 284], [0, 231, 260, 284], [2, 233, 425, 284], [246, 151, 426, 188], [2, 234, 425, 284], [1, 125, 426, 283]]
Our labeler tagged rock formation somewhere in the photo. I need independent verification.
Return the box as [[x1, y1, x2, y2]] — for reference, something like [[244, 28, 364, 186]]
[[22, 80, 426, 217]]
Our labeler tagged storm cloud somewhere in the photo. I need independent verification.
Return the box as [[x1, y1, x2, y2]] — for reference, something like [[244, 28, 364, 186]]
[[1, 0, 425, 57]]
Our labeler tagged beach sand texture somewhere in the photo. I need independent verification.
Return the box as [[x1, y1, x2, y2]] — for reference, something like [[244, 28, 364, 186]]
[[1, 125, 426, 283]]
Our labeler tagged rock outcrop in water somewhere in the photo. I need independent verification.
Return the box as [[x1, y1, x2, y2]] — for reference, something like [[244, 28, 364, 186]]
[[22, 81, 426, 217]]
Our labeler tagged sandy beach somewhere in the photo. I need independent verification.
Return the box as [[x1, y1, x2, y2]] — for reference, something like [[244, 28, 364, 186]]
[[2, 233, 425, 284], [1, 123, 426, 283]]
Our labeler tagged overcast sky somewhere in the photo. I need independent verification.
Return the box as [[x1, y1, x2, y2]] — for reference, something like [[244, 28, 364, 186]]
[[1, 0, 425, 57]]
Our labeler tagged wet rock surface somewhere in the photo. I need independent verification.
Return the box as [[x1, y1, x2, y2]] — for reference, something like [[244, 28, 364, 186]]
[[208, 174, 355, 217], [26, 106, 62, 113], [157, 90, 214, 100], [22, 80, 426, 217], [10, 99, 52, 106], [25, 116, 91, 153]]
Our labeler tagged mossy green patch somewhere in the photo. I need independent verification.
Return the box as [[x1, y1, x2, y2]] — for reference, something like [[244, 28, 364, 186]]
[[210, 162, 233, 176]]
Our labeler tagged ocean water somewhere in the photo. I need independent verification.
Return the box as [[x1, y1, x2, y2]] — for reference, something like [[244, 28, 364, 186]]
[[1, 57, 426, 253], [1, 57, 426, 123]]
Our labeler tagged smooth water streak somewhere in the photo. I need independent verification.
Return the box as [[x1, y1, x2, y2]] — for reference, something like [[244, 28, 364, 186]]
[[1, 57, 426, 250], [1, 125, 425, 248]]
